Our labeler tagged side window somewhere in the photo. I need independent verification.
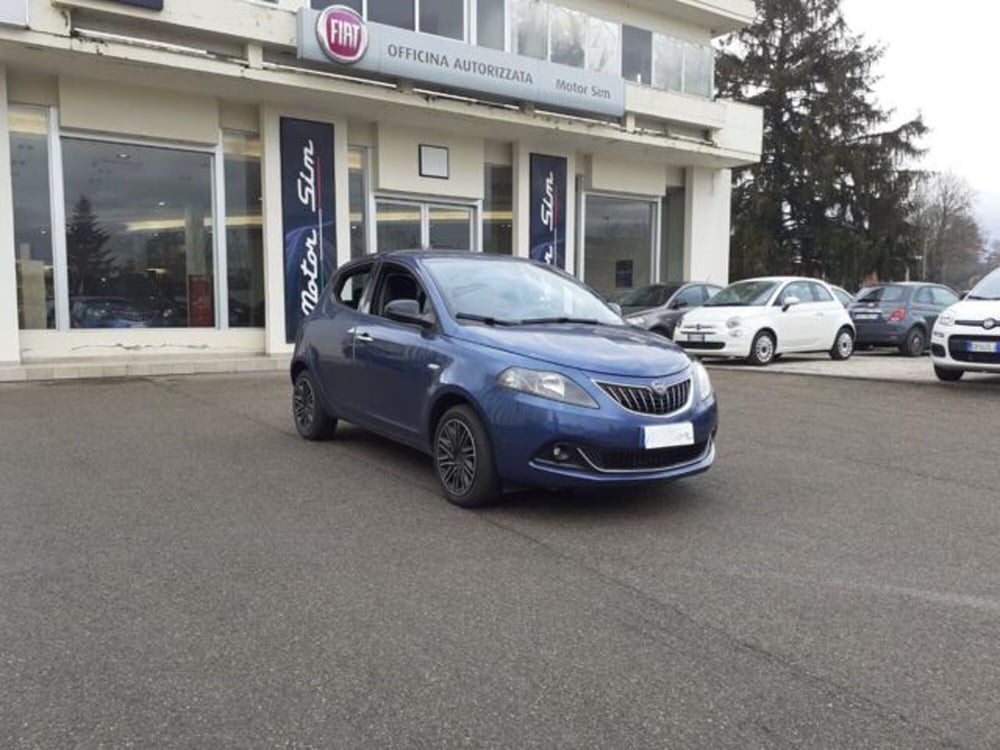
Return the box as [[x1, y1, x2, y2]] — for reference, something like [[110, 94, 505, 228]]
[[809, 283, 834, 303], [705, 286, 723, 301], [932, 287, 959, 306], [676, 286, 704, 307], [914, 287, 935, 304], [334, 264, 374, 309], [373, 265, 432, 319], [779, 282, 810, 304]]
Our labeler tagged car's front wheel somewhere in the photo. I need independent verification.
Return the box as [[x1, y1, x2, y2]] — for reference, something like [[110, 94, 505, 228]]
[[747, 331, 776, 366], [934, 365, 964, 382], [292, 370, 337, 440], [830, 327, 855, 361], [433, 405, 501, 508]]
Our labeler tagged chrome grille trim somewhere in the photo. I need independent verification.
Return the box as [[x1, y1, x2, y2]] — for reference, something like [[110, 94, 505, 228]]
[[595, 377, 693, 417]]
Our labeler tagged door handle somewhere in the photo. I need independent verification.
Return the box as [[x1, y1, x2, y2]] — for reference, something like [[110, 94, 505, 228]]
[[355, 332, 375, 344]]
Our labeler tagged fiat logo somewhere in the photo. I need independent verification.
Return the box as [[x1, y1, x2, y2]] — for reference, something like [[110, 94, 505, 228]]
[[985, 319, 997, 330], [316, 5, 368, 65]]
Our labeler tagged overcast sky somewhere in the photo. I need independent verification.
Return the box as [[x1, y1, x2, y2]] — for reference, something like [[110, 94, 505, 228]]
[[840, 0, 1000, 244]]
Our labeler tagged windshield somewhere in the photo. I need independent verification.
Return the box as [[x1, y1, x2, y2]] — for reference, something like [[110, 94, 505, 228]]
[[855, 286, 905, 303], [704, 280, 780, 308], [425, 259, 624, 326], [617, 285, 680, 308], [969, 270, 1000, 301]]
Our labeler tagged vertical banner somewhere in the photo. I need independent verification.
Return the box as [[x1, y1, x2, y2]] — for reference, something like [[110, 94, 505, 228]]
[[529, 154, 568, 269], [280, 117, 336, 343]]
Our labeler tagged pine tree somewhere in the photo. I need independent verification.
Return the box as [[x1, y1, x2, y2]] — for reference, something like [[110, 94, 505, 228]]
[[66, 196, 113, 293], [716, 0, 927, 288]]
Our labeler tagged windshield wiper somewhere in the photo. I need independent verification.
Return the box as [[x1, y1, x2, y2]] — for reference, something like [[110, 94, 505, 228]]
[[455, 312, 517, 326], [518, 316, 602, 326], [965, 295, 1000, 301]]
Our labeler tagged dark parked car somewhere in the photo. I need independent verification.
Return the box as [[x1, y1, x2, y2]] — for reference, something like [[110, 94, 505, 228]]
[[848, 282, 960, 356], [619, 283, 723, 339], [291, 252, 718, 508]]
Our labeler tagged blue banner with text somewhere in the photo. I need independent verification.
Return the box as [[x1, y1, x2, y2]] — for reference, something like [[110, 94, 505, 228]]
[[529, 154, 568, 269]]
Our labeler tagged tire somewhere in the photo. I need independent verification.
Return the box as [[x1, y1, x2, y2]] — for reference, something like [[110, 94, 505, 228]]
[[433, 406, 501, 508], [652, 327, 672, 339], [900, 327, 927, 357], [934, 366, 964, 382], [292, 370, 337, 440], [830, 327, 855, 361], [747, 331, 776, 366]]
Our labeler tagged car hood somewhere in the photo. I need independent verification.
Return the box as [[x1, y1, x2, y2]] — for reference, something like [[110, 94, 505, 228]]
[[621, 305, 658, 315], [946, 300, 1000, 319], [680, 305, 768, 325], [451, 324, 692, 377]]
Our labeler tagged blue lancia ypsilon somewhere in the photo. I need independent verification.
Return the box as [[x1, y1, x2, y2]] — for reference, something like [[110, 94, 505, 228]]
[[291, 252, 717, 507]]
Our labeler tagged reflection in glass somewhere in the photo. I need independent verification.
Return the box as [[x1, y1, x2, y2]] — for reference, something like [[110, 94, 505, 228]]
[[653, 34, 683, 92], [586, 17, 620, 76], [224, 131, 264, 328], [512, 0, 547, 61], [483, 164, 513, 255], [8, 106, 54, 330], [549, 6, 586, 68], [311, 0, 362, 10], [368, 0, 415, 30], [621, 25, 652, 84], [428, 206, 473, 250], [684, 42, 714, 97], [376, 201, 422, 252], [583, 195, 655, 297], [349, 146, 368, 258], [420, 0, 464, 40], [62, 138, 215, 328], [477, 0, 505, 49]]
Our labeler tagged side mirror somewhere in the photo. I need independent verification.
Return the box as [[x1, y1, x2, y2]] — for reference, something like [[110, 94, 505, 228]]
[[782, 295, 801, 312], [672, 299, 689, 310], [608, 302, 623, 316], [385, 299, 434, 328]]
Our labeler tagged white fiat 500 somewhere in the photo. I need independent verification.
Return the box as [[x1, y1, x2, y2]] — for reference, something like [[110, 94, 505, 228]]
[[931, 268, 1000, 381], [675, 277, 856, 366]]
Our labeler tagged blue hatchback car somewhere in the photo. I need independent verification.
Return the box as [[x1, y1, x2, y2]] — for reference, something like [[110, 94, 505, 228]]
[[291, 252, 718, 507]]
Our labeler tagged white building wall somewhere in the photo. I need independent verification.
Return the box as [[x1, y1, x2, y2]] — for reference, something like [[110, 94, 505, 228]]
[[684, 167, 732, 284], [0, 65, 22, 364]]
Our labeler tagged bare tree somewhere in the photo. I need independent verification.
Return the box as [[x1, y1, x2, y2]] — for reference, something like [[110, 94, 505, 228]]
[[912, 172, 984, 288]]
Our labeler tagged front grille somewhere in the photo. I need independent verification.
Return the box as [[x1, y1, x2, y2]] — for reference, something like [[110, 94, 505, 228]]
[[948, 335, 1000, 364], [597, 379, 691, 416], [580, 441, 709, 472], [678, 341, 726, 351]]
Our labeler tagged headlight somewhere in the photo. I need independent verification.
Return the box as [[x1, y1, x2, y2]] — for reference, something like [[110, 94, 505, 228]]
[[726, 316, 742, 330], [498, 368, 598, 409], [628, 315, 647, 327], [692, 360, 713, 401], [938, 311, 956, 327]]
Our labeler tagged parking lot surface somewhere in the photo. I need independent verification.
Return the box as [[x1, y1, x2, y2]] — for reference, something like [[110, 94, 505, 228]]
[[1, 370, 999, 748]]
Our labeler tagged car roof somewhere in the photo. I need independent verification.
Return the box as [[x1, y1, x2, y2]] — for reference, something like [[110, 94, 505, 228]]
[[733, 276, 830, 284]]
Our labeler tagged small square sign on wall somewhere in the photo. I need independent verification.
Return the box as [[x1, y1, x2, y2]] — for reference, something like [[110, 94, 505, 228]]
[[0, 0, 28, 27], [419, 145, 450, 180]]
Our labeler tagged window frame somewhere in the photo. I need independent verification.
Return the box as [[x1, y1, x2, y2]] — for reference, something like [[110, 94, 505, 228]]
[[369, 261, 438, 325], [333, 260, 377, 311]]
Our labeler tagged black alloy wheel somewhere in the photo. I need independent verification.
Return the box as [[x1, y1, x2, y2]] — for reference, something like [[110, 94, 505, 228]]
[[900, 327, 927, 357], [293, 370, 337, 440], [433, 405, 500, 508]]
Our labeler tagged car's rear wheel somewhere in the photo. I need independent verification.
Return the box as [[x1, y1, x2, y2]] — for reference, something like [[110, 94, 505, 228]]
[[900, 327, 926, 357], [433, 406, 501, 508], [292, 370, 337, 440], [830, 327, 855, 361], [934, 365, 964, 382], [747, 331, 776, 366]]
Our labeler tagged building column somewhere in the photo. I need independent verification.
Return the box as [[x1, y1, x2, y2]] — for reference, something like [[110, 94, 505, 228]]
[[260, 105, 289, 356], [0, 66, 23, 364], [683, 167, 732, 285]]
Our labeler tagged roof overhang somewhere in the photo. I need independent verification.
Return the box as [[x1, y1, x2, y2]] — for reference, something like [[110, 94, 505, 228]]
[[625, 0, 756, 36]]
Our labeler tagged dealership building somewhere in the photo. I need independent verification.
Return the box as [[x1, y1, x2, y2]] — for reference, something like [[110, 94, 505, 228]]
[[0, 0, 761, 377]]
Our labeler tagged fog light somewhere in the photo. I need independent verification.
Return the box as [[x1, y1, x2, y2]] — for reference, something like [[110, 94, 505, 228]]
[[552, 444, 574, 463]]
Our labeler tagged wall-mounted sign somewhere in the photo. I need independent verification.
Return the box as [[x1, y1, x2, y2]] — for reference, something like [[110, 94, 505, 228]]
[[529, 154, 568, 269], [0, 0, 28, 26], [418, 145, 449, 179], [297, 7, 625, 118], [280, 117, 337, 343]]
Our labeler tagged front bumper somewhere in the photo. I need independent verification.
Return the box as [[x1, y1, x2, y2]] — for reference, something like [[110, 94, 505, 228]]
[[931, 326, 1000, 372], [674, 327, 752, 358], [483, 376, 718, 489]]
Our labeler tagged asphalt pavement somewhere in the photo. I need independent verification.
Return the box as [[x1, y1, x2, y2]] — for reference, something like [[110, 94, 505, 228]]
[[1, 370, 999, 748]]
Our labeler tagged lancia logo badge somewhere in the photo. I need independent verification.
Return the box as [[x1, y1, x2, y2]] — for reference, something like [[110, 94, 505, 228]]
[[650, 379, 670, 395], [317, 5, 368, 65], [985, 319, 997, 330]]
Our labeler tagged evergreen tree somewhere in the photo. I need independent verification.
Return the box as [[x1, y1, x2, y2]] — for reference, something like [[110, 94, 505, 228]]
[[716, 0, 927, 288], [66, 196, 113, 293]]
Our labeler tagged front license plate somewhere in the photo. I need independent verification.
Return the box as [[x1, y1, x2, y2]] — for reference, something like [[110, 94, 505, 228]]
[[967, 341, 1000, 353], [643, 422, 695, 450], [686, 333, 706, 343]]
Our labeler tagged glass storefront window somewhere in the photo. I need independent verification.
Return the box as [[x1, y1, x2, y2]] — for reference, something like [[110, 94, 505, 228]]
[[348, 146, 369, 258], [8, 106, 54, 330], [684, 42, 714, 97], [483, 164, 512, 255], [652, 34, 683, 92], [376, 201, 422, 252], [428, 205, 473, 250], [311, 0, 362, 10], [223, 132, 264, 328], [369, 0, 415, 30], [583, 195, 655, 297], [622, 25, 652, 85], [586, 17, 620, 76], [549, 6, 586, 68], [512, 0, 548, 61], [477, 0, 505, 50], [62, 138, 215, 329], [421, 0, 464, 40]]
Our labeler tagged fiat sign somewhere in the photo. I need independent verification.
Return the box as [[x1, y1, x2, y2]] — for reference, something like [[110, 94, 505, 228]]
[[316, 5, 368, 65]]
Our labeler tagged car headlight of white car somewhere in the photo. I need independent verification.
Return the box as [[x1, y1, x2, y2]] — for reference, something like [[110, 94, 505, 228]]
[[498, 367, 599, 409], [937, 310, 956, 327], [692, 360, 713, 401]]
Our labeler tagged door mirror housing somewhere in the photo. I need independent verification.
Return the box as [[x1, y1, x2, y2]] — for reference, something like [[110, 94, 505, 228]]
[[672, 298, 689, 310], [782, 295, 801, 312], [385, 299, 434, 328], [608, 302, 623, 316]]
